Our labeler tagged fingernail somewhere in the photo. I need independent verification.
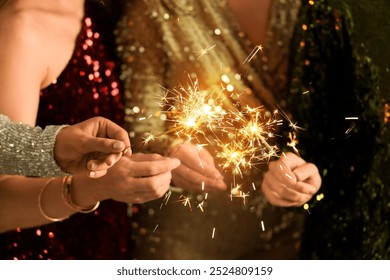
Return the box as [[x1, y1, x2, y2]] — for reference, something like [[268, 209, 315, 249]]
[[90, 162, 98, 170], [113, 142, 124, 150], [89, 171, 96, 177], [216, 181, 227, 189], [122, 146, 132, 156]]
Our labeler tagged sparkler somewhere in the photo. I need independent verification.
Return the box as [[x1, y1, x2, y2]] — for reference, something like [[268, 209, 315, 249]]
[[142, 74, 284, 203], [140, 46, 305, 209], [142, 77, 228, 146]]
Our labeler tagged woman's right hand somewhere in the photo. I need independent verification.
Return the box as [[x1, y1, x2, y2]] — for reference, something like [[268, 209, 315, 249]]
[[261, 152, 321, 207], [168, 143, 227, 192], [73, 153, 181, 205]]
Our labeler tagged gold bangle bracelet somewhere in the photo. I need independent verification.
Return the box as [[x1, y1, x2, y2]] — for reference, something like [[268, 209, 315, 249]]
[[38, 178, 68, 222], [62, 175, 100, 213]]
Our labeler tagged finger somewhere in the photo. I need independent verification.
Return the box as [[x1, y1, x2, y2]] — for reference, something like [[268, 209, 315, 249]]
[[129, 153, 165, 162], [262, 172, 305, 201], [261, 182, 300, 207], [198, 148, 215, 165], [127, 172, 172, 195], [128, 158, 181, 177], [293, 163, 322, 189], [88, 169, 107, 178], [295, 181, 319, 196], [268, 160, 297, 186], [174, 162, 226, 189], [87, 153, 122, 171], [172, 165, 227, 192], [82, 136, 127, 155], [171, 146, 222, 179]]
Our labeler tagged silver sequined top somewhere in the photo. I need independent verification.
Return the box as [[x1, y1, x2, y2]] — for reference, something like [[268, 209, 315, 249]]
[[0, 114, 67, 177]]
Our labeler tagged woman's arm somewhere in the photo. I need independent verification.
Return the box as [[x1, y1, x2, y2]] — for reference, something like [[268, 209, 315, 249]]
[[0, 153, 181, 233]]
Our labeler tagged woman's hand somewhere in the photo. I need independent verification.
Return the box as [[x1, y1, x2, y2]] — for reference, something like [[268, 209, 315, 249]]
[[168, 143, 227, 192], [261, 152, 321, 207], [73, 153, 181, 205], [54, 117, 132, 178]]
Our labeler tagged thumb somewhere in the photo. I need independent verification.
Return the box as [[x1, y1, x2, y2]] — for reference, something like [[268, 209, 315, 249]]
[[280, 152, 306, 171]]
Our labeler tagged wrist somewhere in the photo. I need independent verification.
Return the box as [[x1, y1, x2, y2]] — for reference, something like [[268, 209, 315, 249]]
[[53, 125, 71, 172], [69, 175, 105, 207]]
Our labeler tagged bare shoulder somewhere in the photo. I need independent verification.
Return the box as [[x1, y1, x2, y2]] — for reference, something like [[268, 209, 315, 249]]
[[0, 2, 82, 88]]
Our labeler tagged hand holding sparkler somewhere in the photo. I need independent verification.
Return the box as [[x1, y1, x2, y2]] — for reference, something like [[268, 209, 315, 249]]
[[86, 153, 181, 204], [169, 143, 227, 192], [261, 152, 321, 207]]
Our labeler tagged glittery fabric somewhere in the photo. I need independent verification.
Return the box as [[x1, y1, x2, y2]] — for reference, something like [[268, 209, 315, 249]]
[[116, 0, 304, 259], [0, 2, 130, 260], [284, 0, 384, 259], [0, 114, 67, 177]]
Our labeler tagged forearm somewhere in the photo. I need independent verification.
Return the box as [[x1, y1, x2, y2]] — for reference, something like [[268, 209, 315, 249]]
[[0, 114, 67, 177], [0, 174, 101, 233], [0, 176, 69, 232]]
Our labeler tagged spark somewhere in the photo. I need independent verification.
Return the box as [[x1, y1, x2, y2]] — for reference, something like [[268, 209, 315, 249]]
[[261, 220, 265, 231], [197, 201, 205, 212], [142, 132, 156, 146], [252, 182, 256, 190], [153, 224, 159, 233], [277, 107, 306, 131], [243, 45, 263, 64], [230, 184, 250, 204], [197, 44, 216, 59], [149, 76, 228, 143], [287, 131, 300, 156], [196, 143, 208, 151], [216, 105, 280, 177], [177, 195, 192, 210], [212, 227, 216, 239], [240, 191, 250, 205], [345, 117, 359, 120], [160, 191, 172, 209], [345, 125, 355, 135]]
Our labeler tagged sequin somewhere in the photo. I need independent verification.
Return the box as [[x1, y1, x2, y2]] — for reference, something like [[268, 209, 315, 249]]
[[0, 115, 67, 177], [116, 0, 303, 260]]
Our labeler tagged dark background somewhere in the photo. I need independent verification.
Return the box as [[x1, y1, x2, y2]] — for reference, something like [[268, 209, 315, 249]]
[[346, 0, 390, 96]]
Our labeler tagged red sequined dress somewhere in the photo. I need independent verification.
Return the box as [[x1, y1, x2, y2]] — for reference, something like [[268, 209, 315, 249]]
[[0, 2, 131, 259]]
